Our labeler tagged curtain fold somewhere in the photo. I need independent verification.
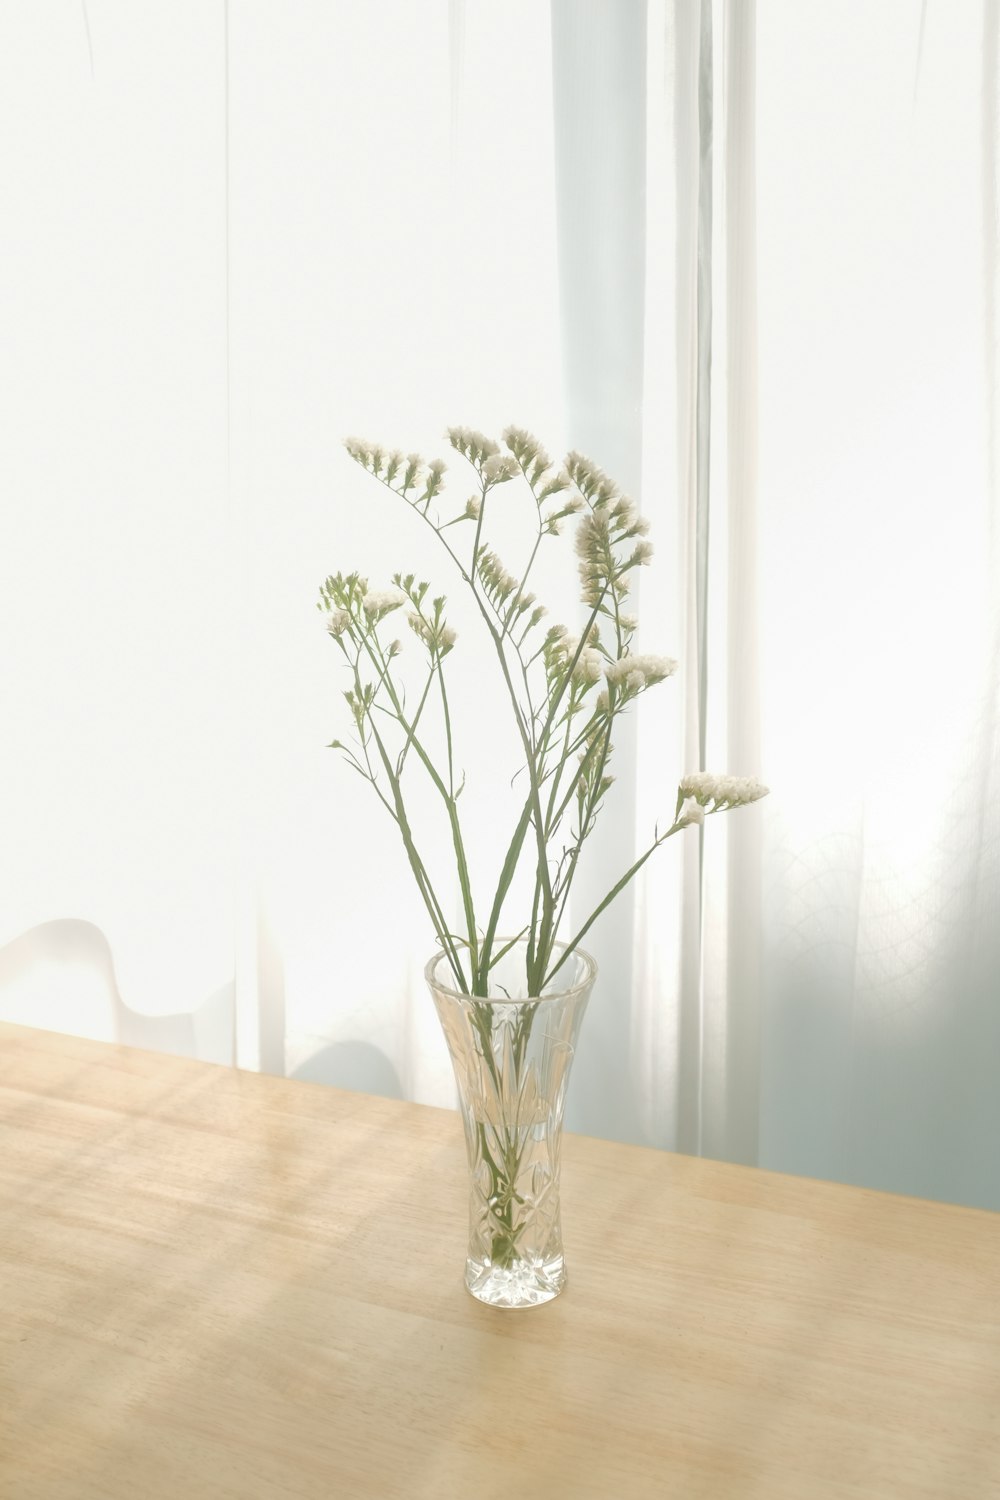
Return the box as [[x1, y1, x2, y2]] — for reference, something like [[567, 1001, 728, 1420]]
[[713, 0, 764, 1166], [0, 2, 233, 1045], [752, 0, 1000, 1209], [549, 0, 649, 1143]]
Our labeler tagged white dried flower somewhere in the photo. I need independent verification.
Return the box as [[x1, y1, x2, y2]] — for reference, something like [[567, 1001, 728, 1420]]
[[362, 589, 405, 616], [619, 613, 638, 633], [401, 454, 424, 491], [476, 548, 519, 602], [501, 426, 543, 466], [574, 512, 608, 562], [606, 653, 678, 689], [326, 609, 351, 637], [729, 776, 769, 805], [565, 451, 617, 503], [572, 648, 605, 686], [678, 772, 721, 804], [482, 453, 519, 484], [636, 653, 676, 683], [407, 613, 456, 655], [679, 773, 769, 807], [464, 496, 482, 520], [611, 497, 639, 528], [447, 426, 500, 463], [676, 796, 705, 827]]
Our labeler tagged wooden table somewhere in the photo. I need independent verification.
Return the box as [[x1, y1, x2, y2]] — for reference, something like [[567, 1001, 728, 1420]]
[[1, 1022, 997, 1499]]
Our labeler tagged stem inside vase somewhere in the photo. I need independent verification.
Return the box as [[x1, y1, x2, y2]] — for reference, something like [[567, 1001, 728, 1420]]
[[427, 939, 596, 1308]]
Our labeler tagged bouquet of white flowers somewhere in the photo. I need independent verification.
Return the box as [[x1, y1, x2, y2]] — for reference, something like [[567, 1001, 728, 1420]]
[[320, 424, 768, 1307], [321, 424, 766, 998]]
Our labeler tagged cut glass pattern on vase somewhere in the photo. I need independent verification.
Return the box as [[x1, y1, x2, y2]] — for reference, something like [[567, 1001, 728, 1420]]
[[426, 939, 595, 1309]]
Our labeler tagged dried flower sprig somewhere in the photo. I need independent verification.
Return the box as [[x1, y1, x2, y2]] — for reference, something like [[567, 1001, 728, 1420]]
[[322, 429, 768, 996]]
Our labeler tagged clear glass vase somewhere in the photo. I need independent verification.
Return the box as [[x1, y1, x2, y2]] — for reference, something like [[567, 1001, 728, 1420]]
[[426, 938, 596, 1309]]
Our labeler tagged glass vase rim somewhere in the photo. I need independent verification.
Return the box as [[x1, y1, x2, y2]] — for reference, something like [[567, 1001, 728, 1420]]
[[424, 936, 597, 1005]]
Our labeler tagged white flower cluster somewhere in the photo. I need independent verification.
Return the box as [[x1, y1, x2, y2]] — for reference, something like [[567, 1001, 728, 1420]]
[[542, 492, 583, 537], [326, 609, 351, 637], [500, 426, 572, 499], [564, 451, 620, 507], [501, 426, 547, 468], [678, 773, 769, 808], [447, 426, 500, 465], [676, 797, 705, 827], [476, 548, 520, 605], [362, 589, 405, 617], [574, 512, 615, 608], [408, 613, 457, 655], [344, 437, 377, 468], [345, 439, 428, 496], [594, 652, 678, 711], [606, 654, 678, 690], [572, 647, 604, 685], [574, 499, 653, 609], [481, 453, 520, 484], [545, 625, 603, 687]]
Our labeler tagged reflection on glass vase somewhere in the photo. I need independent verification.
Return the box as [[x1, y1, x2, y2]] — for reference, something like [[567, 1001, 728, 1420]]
[[426, 938, 596, 1309]]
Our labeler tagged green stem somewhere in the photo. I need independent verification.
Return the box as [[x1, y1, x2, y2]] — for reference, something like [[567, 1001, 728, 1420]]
[[501, 524, 543, 636], [541, 697, 579, 837], [372, 473, 548, 988], [436, 660, 455, 796], [486, 927, 531, 972], [362, 634, 479, 973], [362, 704, 468, 993], [547, 712, 614, 836], [396, 662, 437, 776], [523, 589, 613, 984], [369, 467, 609, 997], [542, 820, 687, 989]]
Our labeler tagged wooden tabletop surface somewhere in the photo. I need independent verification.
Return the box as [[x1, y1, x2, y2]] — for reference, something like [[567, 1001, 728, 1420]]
[[1, 1021, 997, 1499]]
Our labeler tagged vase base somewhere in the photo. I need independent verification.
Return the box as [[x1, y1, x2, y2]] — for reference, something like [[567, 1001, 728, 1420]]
[[465, 1256, 566, 1309]]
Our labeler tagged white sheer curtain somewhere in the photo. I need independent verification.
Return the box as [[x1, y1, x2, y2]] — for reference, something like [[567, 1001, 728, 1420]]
[[752, 0, 1000, 1209], [0, 2, 235, 1060], [2, 1, 997, 1211]]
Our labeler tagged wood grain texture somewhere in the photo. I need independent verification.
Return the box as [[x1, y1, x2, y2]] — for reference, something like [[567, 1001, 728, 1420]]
[[0, 1021, 997, 1499]]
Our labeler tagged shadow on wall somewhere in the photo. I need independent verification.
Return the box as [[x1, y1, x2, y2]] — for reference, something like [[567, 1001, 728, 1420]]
[[0, 918, 234, 1065], [291, 1041, 404, 1101]]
